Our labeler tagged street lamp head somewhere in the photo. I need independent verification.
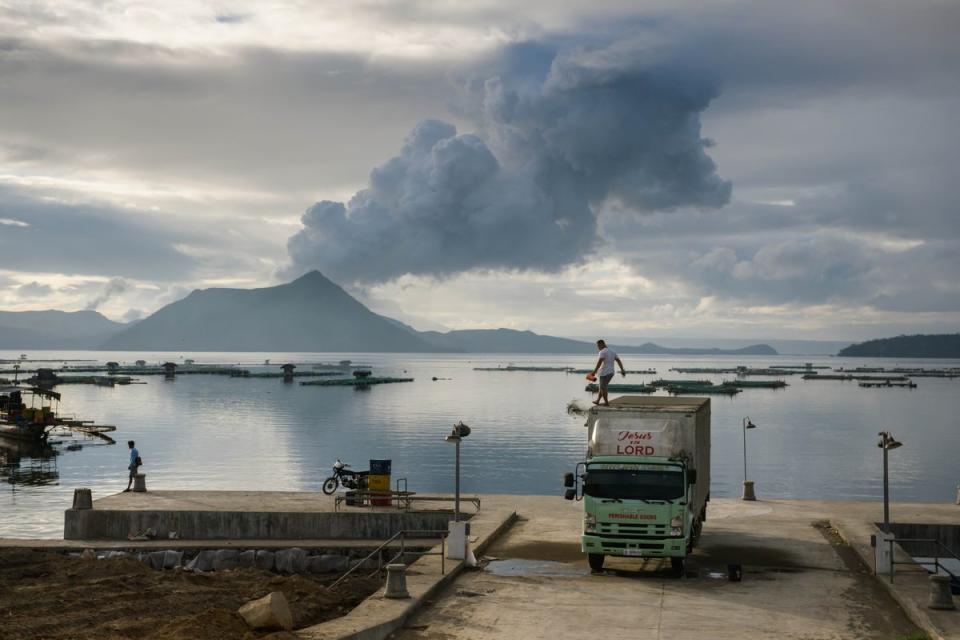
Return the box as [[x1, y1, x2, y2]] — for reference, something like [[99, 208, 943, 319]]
[[877, 431, 903, 450], [446, 421, 471, 442], [744, 418, 757, 429]]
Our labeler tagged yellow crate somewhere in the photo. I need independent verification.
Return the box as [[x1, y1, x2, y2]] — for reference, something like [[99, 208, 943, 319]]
[[367, 474, 391, 491]]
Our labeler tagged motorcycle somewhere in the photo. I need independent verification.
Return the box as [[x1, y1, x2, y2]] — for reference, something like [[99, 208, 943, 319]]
[[322, 459, 368, 494]]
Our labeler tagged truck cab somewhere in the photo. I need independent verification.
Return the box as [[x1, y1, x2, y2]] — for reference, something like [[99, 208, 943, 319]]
[[564, 396, 710, 573]]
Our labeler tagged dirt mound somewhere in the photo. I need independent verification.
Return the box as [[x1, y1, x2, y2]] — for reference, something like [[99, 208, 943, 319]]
[[150, 608, 254, 640], [0, 549, 378, 640]]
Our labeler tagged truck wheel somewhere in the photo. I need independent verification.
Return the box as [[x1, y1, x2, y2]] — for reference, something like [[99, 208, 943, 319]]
[[671, 557, 685, 574], [588, 554, 605, 572]]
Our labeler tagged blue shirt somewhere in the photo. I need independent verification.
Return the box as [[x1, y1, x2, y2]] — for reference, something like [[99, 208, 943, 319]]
[[129, 447, 139, 468]]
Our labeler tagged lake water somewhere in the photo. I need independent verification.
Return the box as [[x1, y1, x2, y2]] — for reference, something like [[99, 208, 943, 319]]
[[2, 350, 959, 538]]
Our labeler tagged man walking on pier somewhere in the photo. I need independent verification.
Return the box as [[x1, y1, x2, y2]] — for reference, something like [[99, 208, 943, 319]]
[[124, 440, 141, 492], [591, 339, 626, 406]]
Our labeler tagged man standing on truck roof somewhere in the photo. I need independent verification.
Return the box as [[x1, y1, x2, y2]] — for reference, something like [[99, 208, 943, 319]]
[[590, 339, 626, 406]]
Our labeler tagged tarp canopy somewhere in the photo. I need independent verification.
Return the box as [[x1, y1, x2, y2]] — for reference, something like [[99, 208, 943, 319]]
[[0, 386, 61, 401]]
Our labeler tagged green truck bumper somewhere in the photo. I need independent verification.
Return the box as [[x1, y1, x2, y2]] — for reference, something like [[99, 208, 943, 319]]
[[581, 534, 687, 558]]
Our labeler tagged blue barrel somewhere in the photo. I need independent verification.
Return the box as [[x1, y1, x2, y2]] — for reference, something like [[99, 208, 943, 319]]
[[369, 459, 392, 475]]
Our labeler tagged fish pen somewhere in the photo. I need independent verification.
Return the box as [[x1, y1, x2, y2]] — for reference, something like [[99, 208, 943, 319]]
[[803, 374, 911, 382], [721, 380, 788, 389], [651, 379, 713, 387], [570, 369, 657, 375], [585, 383, 656, 393], [299, 377, 414, 387], [666, 384, 741, 396], [737, 368, 801, 376], [858, 381, 918, 388], [240, 371, 343, 378], [473, 365, 573, 372]]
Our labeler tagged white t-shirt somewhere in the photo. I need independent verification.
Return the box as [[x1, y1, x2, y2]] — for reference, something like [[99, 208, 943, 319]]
[[598, 347, 617, 376]]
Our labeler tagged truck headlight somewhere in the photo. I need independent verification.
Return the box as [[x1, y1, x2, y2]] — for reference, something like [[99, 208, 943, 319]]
[[670, 516, 683, 528], [584, 514, 597, 533], [671, 527, 683, 537]]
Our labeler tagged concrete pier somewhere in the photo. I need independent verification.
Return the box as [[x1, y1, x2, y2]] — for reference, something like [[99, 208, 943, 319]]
[[23, 491, 958, 639], [63, 491, 455, 541]]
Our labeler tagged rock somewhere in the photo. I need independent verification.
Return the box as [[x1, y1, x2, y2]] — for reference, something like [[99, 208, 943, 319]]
[[238, 591, 294, 631], [236, 550, 256, 568], [307, 554, 349, 573], [212, 550, 239, 570], [81, 548, 96, 560], [105, 550, 128, 560], [146, 550, 167, 570], [163, 550, 184, 569], [255, 550, 275, 572], [306, 557, 328, 574], [185, 550, 216, 572], [275, 548, 308, 574]]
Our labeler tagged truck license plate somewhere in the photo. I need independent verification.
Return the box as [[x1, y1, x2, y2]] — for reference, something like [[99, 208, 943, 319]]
[[623, 549, 646, 556]]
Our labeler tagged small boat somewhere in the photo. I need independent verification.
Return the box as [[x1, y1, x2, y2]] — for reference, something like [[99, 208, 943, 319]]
[[0, 386, 62, 443]]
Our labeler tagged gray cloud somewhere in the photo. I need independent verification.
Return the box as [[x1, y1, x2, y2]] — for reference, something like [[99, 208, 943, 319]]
[[286, 39, 730, 282], [1, 1, 958, 337], [121, 307, 145, 322], [16, 281, 52, 297], [214, 14, 247, 24], [0, 36, 451, 200], [0, 187, 196, 280]]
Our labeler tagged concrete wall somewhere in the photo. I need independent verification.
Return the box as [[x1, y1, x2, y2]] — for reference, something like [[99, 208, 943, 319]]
[[64, 508, 456, 541], [886, 522, 960, 557]]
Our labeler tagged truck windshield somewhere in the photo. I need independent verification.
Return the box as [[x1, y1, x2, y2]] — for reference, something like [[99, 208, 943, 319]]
[[584, 465, 685, 501]]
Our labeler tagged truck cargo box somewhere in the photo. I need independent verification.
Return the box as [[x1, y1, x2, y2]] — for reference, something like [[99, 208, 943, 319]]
[[585, 396, 711, 517]]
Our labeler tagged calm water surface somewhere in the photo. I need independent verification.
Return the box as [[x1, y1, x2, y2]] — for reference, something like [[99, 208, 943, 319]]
[[2, 350, 959, 538]]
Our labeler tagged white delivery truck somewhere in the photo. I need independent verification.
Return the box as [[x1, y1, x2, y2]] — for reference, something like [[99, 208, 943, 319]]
[[564, 396, 711, 572]]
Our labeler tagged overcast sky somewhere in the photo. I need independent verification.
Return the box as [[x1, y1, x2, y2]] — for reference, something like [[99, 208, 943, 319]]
[[0, 0, 957, 340]]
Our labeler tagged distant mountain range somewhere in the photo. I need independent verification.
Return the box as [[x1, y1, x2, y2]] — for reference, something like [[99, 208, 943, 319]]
[[838, 334, 960, 358], [2, 272, 778, 355], [413, 329, 768, 355], [0, 310, 124, 350]]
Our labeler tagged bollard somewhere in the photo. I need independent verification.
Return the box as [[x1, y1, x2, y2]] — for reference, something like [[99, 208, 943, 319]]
[[727, 564, 742, 582], [72, 488, 93, 510], [928, 575, 956, 610], [741, 481, 756, 501], [133, 473, 147, 492], [384, 563, 410, 599]]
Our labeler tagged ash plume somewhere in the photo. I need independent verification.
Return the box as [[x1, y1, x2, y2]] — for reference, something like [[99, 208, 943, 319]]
[[84, 277, 130, 311], [286, 39, 731, 283]]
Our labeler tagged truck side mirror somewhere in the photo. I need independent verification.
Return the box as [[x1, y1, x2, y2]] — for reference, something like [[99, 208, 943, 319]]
[[564, 488, 576, 501], [563, 472, 575, 488], [687, 470, 697, 485]]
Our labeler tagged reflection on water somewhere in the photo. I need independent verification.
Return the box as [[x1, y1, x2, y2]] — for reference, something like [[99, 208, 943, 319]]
[[0, 438, 59, 488], [1, 350, 959, 538]]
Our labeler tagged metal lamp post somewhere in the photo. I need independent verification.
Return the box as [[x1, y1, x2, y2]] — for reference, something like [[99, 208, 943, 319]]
[[742, 418, 757, 501], [878, 431, 902, 532], [445, 421, 471, 522]]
